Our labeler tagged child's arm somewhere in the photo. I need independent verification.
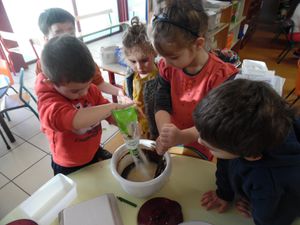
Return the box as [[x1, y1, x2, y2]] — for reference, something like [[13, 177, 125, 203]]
[[202, 159, 234, 213], [73, 103, 132, 130], [155, 110, 171, 132], [156, 123, 198, 155], [97, 81, 125, 97]]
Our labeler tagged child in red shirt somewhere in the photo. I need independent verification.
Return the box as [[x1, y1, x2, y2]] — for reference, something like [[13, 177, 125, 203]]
[[150, 0, 238, 160], [35, 35, 131, 175]]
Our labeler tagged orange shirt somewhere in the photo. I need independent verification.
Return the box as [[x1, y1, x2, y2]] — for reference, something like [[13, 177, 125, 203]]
[[35, 59, 104, 86]]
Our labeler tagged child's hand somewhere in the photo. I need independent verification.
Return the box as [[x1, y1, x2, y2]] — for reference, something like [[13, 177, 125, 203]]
[[201, 190, 229, 213], [117, 91, 134, 104], [160, 123, 182, 146], [235, 197, 252, 218], [155, 123, 182, 155]]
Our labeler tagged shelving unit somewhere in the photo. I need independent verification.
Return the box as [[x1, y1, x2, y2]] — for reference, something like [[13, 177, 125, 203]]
[[206, 0, 250, 51]]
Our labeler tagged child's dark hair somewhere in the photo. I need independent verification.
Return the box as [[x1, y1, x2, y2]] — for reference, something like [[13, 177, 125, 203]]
[[122, 16, 155, 56], [150, 0, 208, 54], [41, 34, 95, 85], [38, 8, 75, 36], [193, 79, 295, 157]]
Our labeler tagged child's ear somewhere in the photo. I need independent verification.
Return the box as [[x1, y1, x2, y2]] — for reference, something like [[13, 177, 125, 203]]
[[244, 155, 262, 161], [195, 37, 205, 49]]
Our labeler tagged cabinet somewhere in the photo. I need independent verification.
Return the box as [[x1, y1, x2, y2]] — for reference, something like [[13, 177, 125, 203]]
[[206, 0, 251, 51]]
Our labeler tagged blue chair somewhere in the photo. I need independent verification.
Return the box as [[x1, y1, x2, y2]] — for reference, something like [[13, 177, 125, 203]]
[[0, 67, 39, 121]]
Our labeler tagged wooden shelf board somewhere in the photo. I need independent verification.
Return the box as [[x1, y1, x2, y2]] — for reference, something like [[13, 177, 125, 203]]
[[229, 16, 246, 31], [208, 23, 229, 37]]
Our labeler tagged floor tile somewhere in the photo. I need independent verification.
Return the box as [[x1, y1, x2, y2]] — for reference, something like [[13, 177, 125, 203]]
[[3, 108, 34, 128], [0, 142, 46, 180], [0, 173, 9, 189], [27, 132, 50, 153], [10, 116, 41, 140], [101, 120, 119, 144], [0, 134, 25, 158], [13, 155, 53, 195], [24, 77, 36, 90], [0, 182, 29, 219]]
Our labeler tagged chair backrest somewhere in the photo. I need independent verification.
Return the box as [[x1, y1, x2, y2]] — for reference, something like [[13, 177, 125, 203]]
[[29, 39, 39, 60], [283, 19, 300, 43], [0, 58, 14, 85], [18, 68, 37, 104]]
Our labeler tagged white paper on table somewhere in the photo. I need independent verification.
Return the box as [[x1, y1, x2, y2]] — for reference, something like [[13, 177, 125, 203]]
[[235, 74, 286, 96], [242, 59, 269, 72], [59, 193, 123, 225]]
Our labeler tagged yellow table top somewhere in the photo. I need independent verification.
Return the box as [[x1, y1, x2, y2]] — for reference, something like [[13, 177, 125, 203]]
[[1, 155, 300, 225]]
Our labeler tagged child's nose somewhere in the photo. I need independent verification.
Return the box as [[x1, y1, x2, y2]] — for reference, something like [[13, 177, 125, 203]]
[[136, 62, 143, 70]]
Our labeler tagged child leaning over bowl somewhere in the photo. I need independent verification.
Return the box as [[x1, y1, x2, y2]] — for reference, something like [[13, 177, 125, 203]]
[[35, 35, 132, 175], [149, 0, 239, 160], [193, 79, 300, 225]]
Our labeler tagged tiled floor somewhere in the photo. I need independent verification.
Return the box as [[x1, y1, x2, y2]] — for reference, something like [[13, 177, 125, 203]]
[[0, 35, 124, 218]]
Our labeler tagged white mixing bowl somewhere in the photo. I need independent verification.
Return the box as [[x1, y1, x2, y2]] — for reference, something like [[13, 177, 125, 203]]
[[110, 139, 171, 198]]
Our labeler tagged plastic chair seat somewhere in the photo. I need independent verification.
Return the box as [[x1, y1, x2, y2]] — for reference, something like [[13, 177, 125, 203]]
[[0, 92, 31, 110], [287, 33, 300, 42]]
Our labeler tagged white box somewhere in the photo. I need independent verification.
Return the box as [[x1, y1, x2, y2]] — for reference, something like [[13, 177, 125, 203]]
[[19, 174, 77, 225], [206, 9, 221, 31], [100, 46, 118, 65]]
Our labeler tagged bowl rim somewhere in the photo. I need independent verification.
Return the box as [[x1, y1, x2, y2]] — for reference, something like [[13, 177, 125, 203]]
[[110, 139, 171, 185]]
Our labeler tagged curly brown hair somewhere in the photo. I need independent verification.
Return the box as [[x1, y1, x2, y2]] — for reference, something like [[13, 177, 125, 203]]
[[122, 16, 155, 57]]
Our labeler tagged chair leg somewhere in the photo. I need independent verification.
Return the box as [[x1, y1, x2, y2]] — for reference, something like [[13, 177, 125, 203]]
[[0, 128, 11, 150], [290, 96, 300, 106], [285, 88, 295, 99], [4, 112, 11, 121], [26, 105, 39, 120], [272, 31, 282, 43], [277, 45, 292, 64]]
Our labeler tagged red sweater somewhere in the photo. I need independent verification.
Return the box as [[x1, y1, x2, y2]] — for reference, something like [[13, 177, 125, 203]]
[[158, 53, 238, 159], [35, 73, 110, 167]]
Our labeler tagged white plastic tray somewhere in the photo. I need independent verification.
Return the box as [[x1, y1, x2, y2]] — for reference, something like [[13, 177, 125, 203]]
[[19, 174, 77, 225]]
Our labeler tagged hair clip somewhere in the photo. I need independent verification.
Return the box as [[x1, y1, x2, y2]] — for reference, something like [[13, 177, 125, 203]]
[[152, 13, 199, 37]]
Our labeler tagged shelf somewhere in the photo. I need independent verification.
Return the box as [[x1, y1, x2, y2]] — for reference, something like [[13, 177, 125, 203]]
[[229, 16, 246, 31], [208, 23, 229, 37]]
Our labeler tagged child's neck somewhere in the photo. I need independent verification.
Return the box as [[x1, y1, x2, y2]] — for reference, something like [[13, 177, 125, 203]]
[[184, 49, 209, 75]]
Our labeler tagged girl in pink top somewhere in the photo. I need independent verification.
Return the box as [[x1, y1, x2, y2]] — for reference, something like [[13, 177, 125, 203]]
[[149, 0, 238, 160]]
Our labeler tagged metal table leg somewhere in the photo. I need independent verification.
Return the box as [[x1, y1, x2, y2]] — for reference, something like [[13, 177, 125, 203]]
[[0, 113, 15, 143]]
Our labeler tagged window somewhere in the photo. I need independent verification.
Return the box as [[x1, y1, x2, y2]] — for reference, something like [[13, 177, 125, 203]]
[[128, 0, 146, 22], [3, 0, 119, 62]]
